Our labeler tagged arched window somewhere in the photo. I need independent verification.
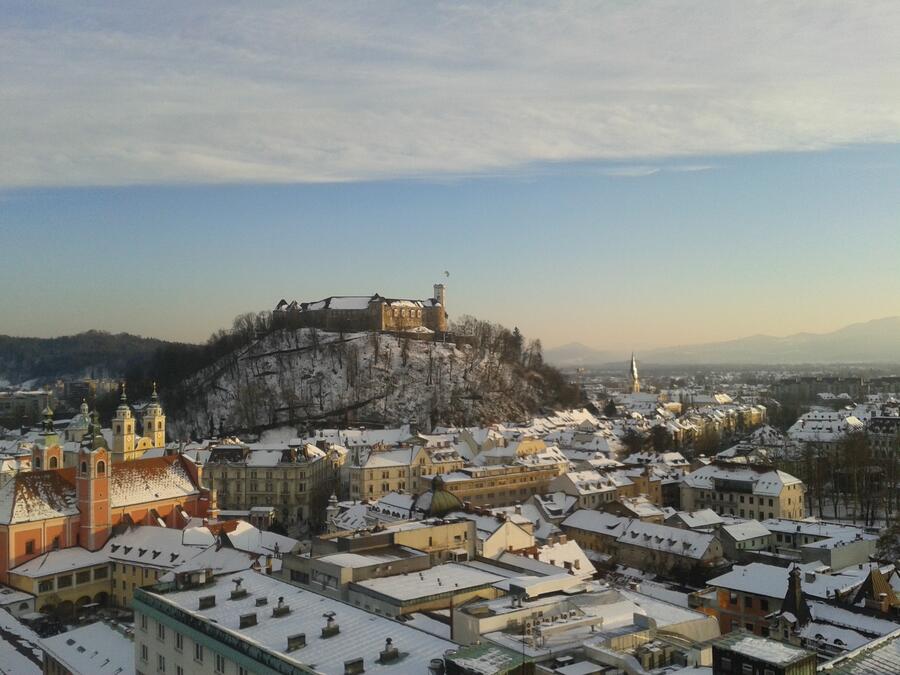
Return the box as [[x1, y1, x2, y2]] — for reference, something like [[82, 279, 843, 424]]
[[97, 460, 106, 475], [81, 461, 88, 475], [49, 456, 58, 469]]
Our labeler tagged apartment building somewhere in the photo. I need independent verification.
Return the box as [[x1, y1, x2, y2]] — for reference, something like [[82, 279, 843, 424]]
[[202, 442, 335, 526], [423, 463, 561, 508], [681, 461, 805, 520]]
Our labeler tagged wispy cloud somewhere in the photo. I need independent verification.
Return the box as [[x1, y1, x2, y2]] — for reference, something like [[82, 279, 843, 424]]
[[1, 1, 899, 188]]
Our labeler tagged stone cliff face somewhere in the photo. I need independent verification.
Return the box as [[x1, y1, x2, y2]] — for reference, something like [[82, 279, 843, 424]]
[[173, 328, 543, 436]]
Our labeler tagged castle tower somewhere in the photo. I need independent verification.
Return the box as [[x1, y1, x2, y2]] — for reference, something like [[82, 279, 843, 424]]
[[433, 283, 446, 307], [142, 383, 166, 448], [629, 353, 640, 394], [34, 406, 62, 470], [111, 383, 136, 461], [76, 444, 111, 550]]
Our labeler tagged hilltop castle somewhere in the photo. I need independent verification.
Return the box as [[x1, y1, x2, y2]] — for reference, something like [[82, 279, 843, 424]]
[[274, 283, 448, 333]]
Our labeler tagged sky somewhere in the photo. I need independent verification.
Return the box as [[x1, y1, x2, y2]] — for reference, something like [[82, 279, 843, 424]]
[[1, 2, 900, 351]]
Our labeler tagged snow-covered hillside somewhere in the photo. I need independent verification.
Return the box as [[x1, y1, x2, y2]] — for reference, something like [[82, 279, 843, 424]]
[[174, 328, 545, 436]]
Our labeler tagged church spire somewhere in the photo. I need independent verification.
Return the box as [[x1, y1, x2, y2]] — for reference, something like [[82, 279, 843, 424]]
[[630, 353, 640, 394]]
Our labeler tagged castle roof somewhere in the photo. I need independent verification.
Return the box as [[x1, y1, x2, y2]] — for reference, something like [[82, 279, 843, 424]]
[[277, 293, 442, 312], [0, 455, 200, 525]]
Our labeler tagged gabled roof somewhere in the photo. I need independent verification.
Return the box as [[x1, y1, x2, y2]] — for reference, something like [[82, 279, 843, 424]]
[[0, 455, 200, 525], [0, 469, 78, 525], [110, 456, 199, 507]]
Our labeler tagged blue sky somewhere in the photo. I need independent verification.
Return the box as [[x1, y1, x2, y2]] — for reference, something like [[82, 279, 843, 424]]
[[3, 144, 899, 349], [2, 2, 900, 349]]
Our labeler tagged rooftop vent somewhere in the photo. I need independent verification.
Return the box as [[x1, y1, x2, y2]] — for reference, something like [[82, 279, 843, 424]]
[[255, 597, 268, 607], [322, 612, 340, 638], [239, 612, 258, 629], [231, 577, 248, 600], [344, 657, 365, 675], [272, 596, 291, 617], [287, 633, 306, 652], [198, 595, 216, 610], [378, 637, 400, 664]]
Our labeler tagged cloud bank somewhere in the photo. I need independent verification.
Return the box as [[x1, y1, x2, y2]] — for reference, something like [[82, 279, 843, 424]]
[[2, 1, 900, 188]]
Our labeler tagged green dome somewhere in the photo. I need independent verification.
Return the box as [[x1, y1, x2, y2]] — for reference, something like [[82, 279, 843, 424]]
[[415, 474, 462, 518]]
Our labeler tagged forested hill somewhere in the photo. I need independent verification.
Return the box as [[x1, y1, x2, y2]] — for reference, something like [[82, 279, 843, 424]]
[[168, 323, 581, 438], [1, 314, 582, 434], [0, 331, 182, 385]]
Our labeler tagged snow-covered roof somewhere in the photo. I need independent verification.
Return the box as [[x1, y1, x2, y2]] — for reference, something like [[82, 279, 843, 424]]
[[0, 469, 78, 524], [40, 622, 134, 675], [616, 520, 718, 560], [0, 607, 42, 674], [141, 570, 456, 674], [10, 547, 108, 578], [722, 634, 812, 666], [351, 563, 504, 602], [110, 456, 199, 507], [682, 462, 801, 496], [709, 562, 889, 600], [669, 509, 724, 529], [562, 510, 628, 538], [722, 520, 771, 542]]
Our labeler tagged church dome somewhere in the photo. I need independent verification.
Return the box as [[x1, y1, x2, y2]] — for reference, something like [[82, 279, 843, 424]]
[[414, 474, 462, 518]]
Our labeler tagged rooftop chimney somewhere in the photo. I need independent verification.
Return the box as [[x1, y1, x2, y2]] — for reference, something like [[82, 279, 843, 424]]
[[239, 612, 258, 629], [287, 633, 306, 652], [379, 637, 400, 664], [272, 595, 291, 617], [344, 658, 365, 675], [322, 613, 340, 638], [231, 576, 248, 600]]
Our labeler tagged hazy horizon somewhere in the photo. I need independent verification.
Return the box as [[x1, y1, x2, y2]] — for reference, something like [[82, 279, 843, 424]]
[[2, 3, 900, 351]]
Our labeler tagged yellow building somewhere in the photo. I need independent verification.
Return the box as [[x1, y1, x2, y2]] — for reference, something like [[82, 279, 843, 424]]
[[343, 445, 464, 501], [7, 548, 110, 618], [425, 463, 561, 508], [203, 442, 336, 526], [680, 462, 805, 520], [110, 384, 167, 463]]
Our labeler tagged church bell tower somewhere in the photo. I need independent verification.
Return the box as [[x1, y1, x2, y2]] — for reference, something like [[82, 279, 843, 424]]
[[142, 383, 166, 448], [112, 383, 136, 461]]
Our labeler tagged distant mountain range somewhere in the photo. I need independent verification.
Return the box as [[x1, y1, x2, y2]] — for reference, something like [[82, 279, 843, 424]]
[[545, 317, 900, 366]]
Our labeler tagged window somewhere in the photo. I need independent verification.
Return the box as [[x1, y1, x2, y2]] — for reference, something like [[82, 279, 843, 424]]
[[177, 668, 184, 675], [157, 622, 165, 640], [52, 536, 60, 550], [194, 643, 203, 663], [158, 654, 165, 672], [141, 615, 148, 630], [729, 592, 738, 605], [742, 665, 753, 675], [81, 461, 88, 474], [760, 598, 769, 611], [721, 657, 731, 671], [25, 540, 35, 555], [215, 654, 226, 673], [57, 574, 72, 589], [175, 633, 183, 651], [38, 580, 53, 593], [97, 460, 105, 474], [141, 644, 148, 662], [744, 596, 753, 609]]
